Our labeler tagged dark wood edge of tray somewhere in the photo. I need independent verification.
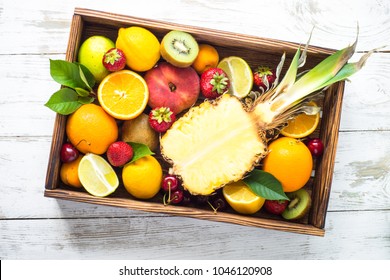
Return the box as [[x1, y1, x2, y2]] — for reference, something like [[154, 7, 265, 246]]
[[309, 82, 345, 229], [44, 189, 325, 237]]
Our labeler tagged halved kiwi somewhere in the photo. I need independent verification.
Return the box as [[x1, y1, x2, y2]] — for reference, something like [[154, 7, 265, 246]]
[[281, 189, 312, 220], [160, 30, 199, 67]]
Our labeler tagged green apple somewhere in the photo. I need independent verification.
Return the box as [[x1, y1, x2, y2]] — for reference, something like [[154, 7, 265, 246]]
[[78, 35, 115, 83]]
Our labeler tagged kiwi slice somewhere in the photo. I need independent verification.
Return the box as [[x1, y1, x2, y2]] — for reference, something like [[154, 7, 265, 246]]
[[281, 189, 312, 220], [160, 30, 199, 67]]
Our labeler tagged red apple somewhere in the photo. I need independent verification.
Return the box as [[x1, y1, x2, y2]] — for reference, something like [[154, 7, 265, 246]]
[[145, 62, 200, 114]]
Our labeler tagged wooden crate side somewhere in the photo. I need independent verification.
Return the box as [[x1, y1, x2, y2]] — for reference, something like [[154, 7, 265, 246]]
[[45, 15, 84, 190], [44, 188, 324, 236], [44, 8, 343, 235], [310, 82, 345, 228]]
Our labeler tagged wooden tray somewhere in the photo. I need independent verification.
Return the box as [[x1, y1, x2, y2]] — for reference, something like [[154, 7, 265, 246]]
[[44, 8, 345, 236]]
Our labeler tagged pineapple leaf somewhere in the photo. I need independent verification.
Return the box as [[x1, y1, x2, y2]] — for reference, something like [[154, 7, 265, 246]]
[[243, 169, 289, 200]]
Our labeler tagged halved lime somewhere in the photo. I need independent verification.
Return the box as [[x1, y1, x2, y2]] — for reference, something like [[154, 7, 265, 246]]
[[217, 56, 253, 98], [78, 153, 119, 197]]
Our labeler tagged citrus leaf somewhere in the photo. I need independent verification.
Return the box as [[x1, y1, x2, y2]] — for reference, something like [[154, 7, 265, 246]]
[[77, 63, 95, 89], [50, 59, 86, 89], [127, 142, 155, 163], [75, 87, 91, 97], [243, 169, 289, 200], [78, 96, 94, 104], [44, 88, 82, 115]]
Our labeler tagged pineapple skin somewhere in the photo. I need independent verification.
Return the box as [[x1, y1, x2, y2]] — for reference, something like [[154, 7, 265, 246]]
[[160, 94, 267, 195]]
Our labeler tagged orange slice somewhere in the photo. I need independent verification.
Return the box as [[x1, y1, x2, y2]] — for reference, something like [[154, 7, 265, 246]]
[[97, 70, 149, 120], [280, 101, 320, 138]]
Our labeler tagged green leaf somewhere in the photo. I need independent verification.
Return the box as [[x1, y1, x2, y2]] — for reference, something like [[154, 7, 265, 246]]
[[75, 87, 91, 97], [50, 59, 92, 90], [44, 88, 82, 115], [243, 169, 289, 200], [128, 142, 155, 163], [77, 63, 95, 89], [78, 96, 94, 104]]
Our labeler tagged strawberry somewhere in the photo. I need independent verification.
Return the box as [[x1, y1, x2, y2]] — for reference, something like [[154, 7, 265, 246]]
[[149, 107, 176, 133], [102, 48, 126, 72], [264, 199, 289, 215], [200, 67, 230, 99], [253, 66, 276, 91], [107, 141, 133, 167]]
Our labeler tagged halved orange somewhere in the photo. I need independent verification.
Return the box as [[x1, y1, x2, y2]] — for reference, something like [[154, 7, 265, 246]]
[[97, 70, 149, 120], [280, 101, 320, 138]]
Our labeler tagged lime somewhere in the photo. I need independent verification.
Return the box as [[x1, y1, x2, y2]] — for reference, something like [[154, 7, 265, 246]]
[[78, 153, 119, 197], [217, 56, 253, 98], [78, 36, 115, 83], [222, 181, 265, 214]]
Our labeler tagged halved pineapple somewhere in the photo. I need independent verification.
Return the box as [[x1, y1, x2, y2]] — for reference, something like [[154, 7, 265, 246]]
[[161, 38, 366, 196], [161, 94, 266, 195]]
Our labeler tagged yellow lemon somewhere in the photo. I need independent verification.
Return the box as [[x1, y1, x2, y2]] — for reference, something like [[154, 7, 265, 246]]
[[223, 181, 265, 214], [116, 26, 160, 72], [122, 156, 162, 199], [78, 35, 115, 82]]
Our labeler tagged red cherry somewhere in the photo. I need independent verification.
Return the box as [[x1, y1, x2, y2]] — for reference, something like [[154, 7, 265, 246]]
[[306, 138, 324, 157], [60, 143, 79, 163], [161, 175, 180, 192], [170, 189, 184, 204]]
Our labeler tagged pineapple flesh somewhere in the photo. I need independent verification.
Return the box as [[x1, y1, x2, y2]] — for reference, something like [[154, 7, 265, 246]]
[[161, 94, 266, 195], [161, 37, 365, 196]]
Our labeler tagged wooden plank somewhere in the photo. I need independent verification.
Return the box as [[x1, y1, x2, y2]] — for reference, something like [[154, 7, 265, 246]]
[[330, 130, 390, 211], [0, 132, 388, 220], [0, 210, 389, 259], [0, 0, 389, 55]]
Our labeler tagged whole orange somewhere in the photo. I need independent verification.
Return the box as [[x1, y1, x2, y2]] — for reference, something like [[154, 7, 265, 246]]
[[192, 44, 219, 74], [60, 155, 83, 188], [66, 104, 118, 154], [262, 137, 313, 192]]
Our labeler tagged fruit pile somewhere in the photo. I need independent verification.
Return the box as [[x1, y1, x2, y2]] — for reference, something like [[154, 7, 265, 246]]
[[47, 25, 328, 222]]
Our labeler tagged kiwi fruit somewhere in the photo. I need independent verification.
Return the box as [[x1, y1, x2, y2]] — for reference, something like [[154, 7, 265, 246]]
[[281, 189, 312, 220], [160, 30, 199, 67], [121, 113, 159, 151]]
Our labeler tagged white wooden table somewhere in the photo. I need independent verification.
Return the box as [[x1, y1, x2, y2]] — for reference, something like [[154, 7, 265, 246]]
[[1, 0, 389, 259]]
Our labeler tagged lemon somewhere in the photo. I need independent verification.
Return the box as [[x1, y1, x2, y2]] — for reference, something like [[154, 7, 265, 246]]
[[116, 26, 160, 72], [122, 155, 162, 199], [78, 153, 119, 197], [217, 56, 253, 98], [222, 181, 265, 214], [78, 35, 115, 83]]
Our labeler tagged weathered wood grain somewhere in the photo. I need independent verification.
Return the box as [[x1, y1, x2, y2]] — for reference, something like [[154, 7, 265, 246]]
[[0, 0, 389, 55], [1, 0, 389, 259], [0, 211, 389, 259]]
